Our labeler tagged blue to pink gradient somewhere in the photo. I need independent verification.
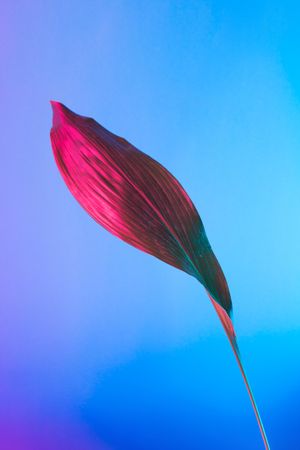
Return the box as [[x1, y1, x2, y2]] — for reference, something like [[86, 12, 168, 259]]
[[1, 1, 300, 449]]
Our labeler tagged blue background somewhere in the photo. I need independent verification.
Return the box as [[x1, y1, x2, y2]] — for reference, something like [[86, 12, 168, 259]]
[[1, 1, 300, 448]]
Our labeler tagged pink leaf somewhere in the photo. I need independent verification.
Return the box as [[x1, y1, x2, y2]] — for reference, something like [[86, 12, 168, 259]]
[[50, 101, 270, 449]]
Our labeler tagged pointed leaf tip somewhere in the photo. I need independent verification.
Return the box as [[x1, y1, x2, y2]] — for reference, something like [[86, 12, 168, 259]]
[[50, 100, 66, 128]]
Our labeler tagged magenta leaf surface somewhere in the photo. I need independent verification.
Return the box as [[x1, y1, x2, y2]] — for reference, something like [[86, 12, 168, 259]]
[[50, 101, 270, 449]]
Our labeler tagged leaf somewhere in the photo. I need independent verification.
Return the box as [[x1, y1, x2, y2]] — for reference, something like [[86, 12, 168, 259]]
[[50, 101, 270, 449]]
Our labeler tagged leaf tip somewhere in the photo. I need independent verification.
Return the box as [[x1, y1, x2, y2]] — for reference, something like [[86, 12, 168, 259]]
[[50, 100, 67, 128]]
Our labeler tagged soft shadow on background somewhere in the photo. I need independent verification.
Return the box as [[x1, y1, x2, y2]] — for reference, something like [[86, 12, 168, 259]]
[[1, 1, 300, 449]]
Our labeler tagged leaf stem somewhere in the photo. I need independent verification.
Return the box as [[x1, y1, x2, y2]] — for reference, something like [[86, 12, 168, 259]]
[[229, 340, 270, 450], [209, 296, 270, 449]]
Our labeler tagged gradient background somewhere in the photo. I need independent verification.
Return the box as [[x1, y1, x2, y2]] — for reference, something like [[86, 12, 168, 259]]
[[1, 1, 300, 449]]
